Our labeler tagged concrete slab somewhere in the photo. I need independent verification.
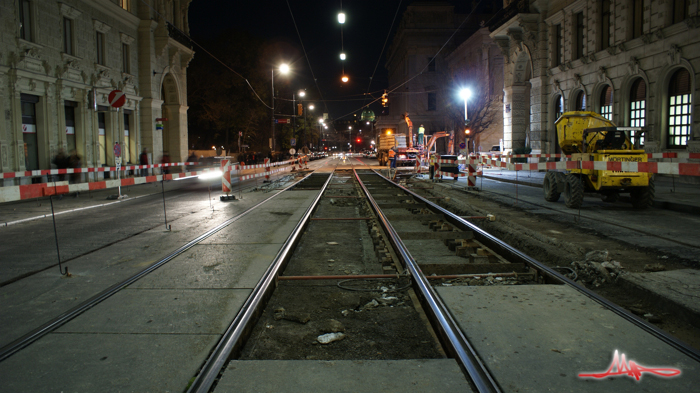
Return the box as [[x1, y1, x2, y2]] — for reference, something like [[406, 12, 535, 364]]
[[56, 288, 250, 334], [0, 333, 218, 392], [131, 244, 283, 289], [214, 359, 473, 393], [436, 284, 700, 392], [620, 269, 700, 327]]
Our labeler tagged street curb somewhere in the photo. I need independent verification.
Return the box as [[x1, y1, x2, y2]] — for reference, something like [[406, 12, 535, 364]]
[[617, 274, 700, 331], [481, 175, 700, 216]]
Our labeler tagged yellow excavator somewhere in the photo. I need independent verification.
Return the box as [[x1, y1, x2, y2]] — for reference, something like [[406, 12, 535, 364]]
[[543, 111, 654, 209]]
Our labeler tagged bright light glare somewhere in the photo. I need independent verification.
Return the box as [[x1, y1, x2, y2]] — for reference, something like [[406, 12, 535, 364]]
[[299, 91, 306, 97], [198, 169, 222, 180], [340, 53, 346, 60], [318, 118, 324, 124], [309, 104, 315, 110], [459, 88, 472, 100], [338, 13, 345, 24], [211, 146, 216, 150], [279, 64, 290, 74], [341, 75, 349, 83]]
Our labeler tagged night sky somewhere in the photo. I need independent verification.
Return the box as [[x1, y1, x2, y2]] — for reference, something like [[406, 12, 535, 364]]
[[188, 1, 470, 121]]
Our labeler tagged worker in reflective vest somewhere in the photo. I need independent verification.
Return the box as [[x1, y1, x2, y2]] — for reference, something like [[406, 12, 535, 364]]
[[388, 147, 396, 168], [429, 153, 436, 179]]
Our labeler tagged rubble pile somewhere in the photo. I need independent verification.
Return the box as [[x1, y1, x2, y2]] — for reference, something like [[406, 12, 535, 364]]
[[569, 250, 624, 287]]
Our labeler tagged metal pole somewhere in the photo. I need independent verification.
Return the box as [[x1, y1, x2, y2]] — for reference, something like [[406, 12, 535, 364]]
[[271, 69, 275, 153], [161, 180, 171, 231], [293, 93, 296, 147], [50, 195, 69, 276]]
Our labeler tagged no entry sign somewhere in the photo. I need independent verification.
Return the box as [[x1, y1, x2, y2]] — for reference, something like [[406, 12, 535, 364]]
[[108, 90, 126, 108]]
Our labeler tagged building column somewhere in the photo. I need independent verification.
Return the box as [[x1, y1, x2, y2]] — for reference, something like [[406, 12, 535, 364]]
[[503, 84, 530, 151]]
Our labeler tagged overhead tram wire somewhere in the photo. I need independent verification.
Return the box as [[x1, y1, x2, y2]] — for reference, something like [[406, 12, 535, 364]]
[[136, 0, 272, 110], [363, 0, 403, 107], [285, 0, 329, 113], [334, 0, 486, 121]]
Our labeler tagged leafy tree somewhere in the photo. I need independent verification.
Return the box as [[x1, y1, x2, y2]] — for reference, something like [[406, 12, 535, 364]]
[[187, 29, 270, 153]]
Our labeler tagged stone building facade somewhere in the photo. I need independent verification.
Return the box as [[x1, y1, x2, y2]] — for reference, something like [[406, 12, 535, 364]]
[[446, 27, 505, 153], [0, 0, 193, 184], [490, 0, 700, 155], [376, 3, 465, 148]]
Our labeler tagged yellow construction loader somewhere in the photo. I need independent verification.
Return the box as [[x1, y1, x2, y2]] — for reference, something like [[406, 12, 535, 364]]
[[543, 111, 654, 209]]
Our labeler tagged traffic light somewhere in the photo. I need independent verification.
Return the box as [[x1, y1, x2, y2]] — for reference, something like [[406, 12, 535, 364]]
[[465, 128, 471, 135], [381, 91, 388, 107], [356, 138, 361, 143], [297, 104, 303, 116]]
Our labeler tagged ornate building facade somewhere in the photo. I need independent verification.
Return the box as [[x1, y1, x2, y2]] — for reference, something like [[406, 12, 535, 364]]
[[0, 0, 193, 184], [490, 0, 700, 155]]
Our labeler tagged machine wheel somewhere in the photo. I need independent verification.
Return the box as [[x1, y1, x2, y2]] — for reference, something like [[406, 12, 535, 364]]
[[564, 173, 585, 209], [630, 178, 655, 209], [543, 172, 561, 202], [600, 191, 620, 203], [378, 152, 387, 166]]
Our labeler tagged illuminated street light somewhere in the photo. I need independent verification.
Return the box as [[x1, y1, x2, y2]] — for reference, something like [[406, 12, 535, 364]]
[[280, 64, 290, 74], [298, 90, 306, 98], [341, 75, 349, 83], [309, 104, 315, 110], [271, 63, 291, 152], [338, 13, 345, 24], [340, 53, 346, 60]]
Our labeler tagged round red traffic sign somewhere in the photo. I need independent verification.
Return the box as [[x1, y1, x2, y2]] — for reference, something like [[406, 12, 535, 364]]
[[108, 90, 126, 108]]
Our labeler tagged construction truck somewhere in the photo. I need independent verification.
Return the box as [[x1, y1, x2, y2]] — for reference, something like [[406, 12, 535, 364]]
[[543, 111, 654, 209], [376, 133, 418, 166]]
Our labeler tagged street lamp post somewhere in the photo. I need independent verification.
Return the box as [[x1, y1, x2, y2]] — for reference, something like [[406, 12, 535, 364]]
[[459, 88, 472, 153], [271, 64, 289, 153]]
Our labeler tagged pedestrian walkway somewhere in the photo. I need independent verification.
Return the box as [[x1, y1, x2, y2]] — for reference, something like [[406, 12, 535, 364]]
[[477, 168, 700, 215]]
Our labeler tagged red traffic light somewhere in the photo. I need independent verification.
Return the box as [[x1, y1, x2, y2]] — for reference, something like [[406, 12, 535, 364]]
[[356, 138, 361, 143]]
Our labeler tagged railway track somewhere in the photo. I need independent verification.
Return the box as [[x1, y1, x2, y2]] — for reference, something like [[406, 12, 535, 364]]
[[2, 163, 699, 392]]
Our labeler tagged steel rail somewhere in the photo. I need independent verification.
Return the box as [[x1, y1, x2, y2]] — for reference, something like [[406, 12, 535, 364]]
[[0, 172, 314, 363], [353, 170, 501, 393], [377, 170, 700, 363], [187, 172, 334, 393]]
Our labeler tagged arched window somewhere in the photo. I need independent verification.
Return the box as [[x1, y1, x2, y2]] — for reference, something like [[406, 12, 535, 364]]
[[555, 95, 564, 119], [629, 79, 646, 146], [668, 68, 691, 148], [599, 85, 613, 120], [554, 95, 564, 154], [574, 91, 586, 111]]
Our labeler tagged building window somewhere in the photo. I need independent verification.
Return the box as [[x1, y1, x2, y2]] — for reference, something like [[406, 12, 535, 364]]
[[599, 0, 610, 51], [553, 24, 562, 67], [668, 69, 691, 148], [427, 58, 435, 72], [124, 111, 132, 163], [122, 43, 130, 73], [672, 0, 688, 24], [427, 93, 436, 111], [574, 12, 584, 60], [600, 86, 613, 121], [574, 91, 586, 111], [63, 18, 73, 55], [555, 95, 564, 119], [631, 0, 643, 39], [96, 31, 105, 65], [21, 94, 40, 170], [65, 101, 78, 153], [98, 109, 107, 165], [629, 79, 646, 146], [120, 0, 129, 11], [19, 0, 32, 41]]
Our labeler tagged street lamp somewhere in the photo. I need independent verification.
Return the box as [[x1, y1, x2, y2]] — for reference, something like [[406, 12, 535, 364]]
[[459, 88, 472, 122], [271, 63, 290, 152], [459, 88, 472, 153]]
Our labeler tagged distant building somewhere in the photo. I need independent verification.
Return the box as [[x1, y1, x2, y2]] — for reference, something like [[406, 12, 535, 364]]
[[446, 27, 505, 153], [376, 2, 465, 150], [490, 0, 700, 155], [0, 0, 194, 184]]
